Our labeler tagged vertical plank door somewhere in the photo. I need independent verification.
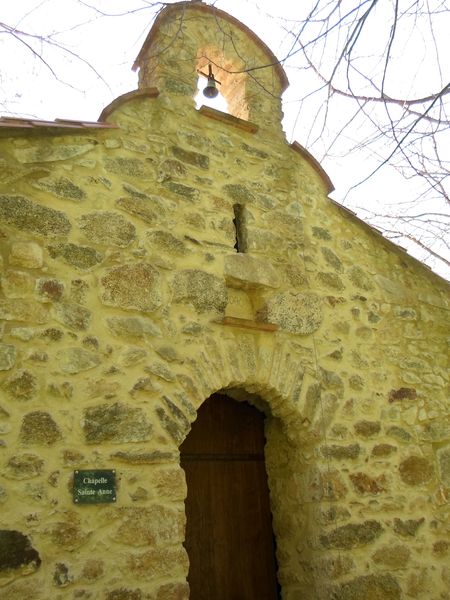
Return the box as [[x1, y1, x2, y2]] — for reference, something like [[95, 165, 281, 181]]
[[180, 394, 280, 600]]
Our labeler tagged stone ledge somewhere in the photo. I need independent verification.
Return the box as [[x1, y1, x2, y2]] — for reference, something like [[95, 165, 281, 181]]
[[290, 141, 334, 194], [99, 87, 160, 121], [224, 253, 280, 290], [198, 105, 258, 133], [215, 316, 278, 332]]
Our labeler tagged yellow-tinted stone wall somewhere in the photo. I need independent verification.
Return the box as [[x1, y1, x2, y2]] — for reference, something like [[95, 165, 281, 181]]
[[0, 3, 449, 599]]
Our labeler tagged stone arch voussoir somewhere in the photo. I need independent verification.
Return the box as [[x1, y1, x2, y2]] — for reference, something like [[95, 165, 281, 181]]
[[169, 333, 328, 448], [176, 333, 325, 598]]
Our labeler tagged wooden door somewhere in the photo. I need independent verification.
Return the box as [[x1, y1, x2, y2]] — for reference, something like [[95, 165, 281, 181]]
[[180, 394, 280, 600]]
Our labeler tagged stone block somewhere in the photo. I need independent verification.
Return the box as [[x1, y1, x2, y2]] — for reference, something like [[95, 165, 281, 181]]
[[54, 302, 91, 330], [156, 582, 189, 600], [0, 344, 17, 371], [258, 292, 322, 334], [241, 142, 269, 159], [153, 467, 187, 500], [83, 402, 152, 443], [312, 226, 332, 240], [223, 183, 255, 204], [165, 78, 193, 95], [348, 265, 374, 291], [371, 444, 397, 457], [53, 562, 73, 587], [117, 346, 147, 368], [437, 445, 450, 486], [35, 279, 64, 304], [46, 518, 89, 549], [14, 141, 95, 163], [372, 544, 410, 568], [349, 472, 387, 495], [156, 396, 191, 444], [103, 157, 149, 178], [146, 230, 188, 255], [106, 587, 144, 600], [5, 454, 44, 479], [129, 377, 160, 397], [354, 420, 381, 437], [113, 505, 185, 546], [1, 270, 35, 298], [321, 444, 361, 460], [9, 242, 43, 269], [394, 306, 417, 320], [399, 455, 434, 486], [3, 369, 38, 400], [374, 274, 407, 296], [165, 181, 199, 200], [171, 145, 209, 169], [56, 347, 100, 374], [0, 579, 45, 600], [101, 263, 162, 312], [349, 375, 367, 395], [111, 450, 176, 464], [317, 271, 345, 290], [0, 195, 71, 236], [389, 387, 417, 402], [78, 211, 136, 247], [19, 411, 62, 446], [48, 242, 103, 269], [321, 247, 343, 272], [106, 316, 161, 339], [246, 227, 289, 254], [0, 530, 41, 572], [172, 269, 227, 313], [145, 362, 176, 382], [159, 158, 187, 179], [314, 555, 354, 580], [320, 520, 383, 549], [32, 176, 86, 201], [224, 253, 280, 290], [310, 468, 348, 501], [393, 517, 424, 537], [39, 327, 63, 342], [84, 377, 120, 398], [332, 574, 401, 600], [124, 545, 188, 579], [81, 558, 104, 581], [387, 425, 412, 442], [283, 263, 307, 287], [433, 540, 449, 555], [116, 195, 166, 226]]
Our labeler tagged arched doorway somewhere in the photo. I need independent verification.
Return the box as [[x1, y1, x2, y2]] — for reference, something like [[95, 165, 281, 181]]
[[180, 393, 280, 600]]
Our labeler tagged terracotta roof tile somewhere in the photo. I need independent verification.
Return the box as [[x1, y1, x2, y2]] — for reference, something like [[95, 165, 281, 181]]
[[290, 141, 334, 194], [0, 116, 118, 130]]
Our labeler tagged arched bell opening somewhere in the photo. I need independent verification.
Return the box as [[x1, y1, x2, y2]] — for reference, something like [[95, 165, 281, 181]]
[[195, 48, 249, 121], [194, 73, 229, 113], [179, 388, 305, 599]]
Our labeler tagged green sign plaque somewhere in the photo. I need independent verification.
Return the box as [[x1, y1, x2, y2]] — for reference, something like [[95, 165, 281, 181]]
[[73, 469, 116, 504]]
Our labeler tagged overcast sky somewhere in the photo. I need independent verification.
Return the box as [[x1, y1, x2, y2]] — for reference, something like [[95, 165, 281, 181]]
[[1, 0, 449, 280]]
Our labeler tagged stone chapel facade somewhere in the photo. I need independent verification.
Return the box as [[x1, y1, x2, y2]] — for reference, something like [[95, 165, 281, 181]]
[[0, 2, 449, 599]]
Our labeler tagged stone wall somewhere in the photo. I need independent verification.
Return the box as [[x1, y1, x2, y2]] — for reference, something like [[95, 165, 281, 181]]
[[0, 4, 450, 599]]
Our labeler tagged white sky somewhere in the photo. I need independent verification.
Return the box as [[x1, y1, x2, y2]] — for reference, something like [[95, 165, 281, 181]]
[[1, 0, 449, 280]]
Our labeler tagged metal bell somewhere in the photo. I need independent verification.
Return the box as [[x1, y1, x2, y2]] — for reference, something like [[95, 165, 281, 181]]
[[200, 64, 221, 99], [204, 77, 219, 99]]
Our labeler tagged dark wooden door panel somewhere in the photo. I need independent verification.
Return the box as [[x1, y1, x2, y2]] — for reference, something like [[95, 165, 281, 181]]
[[180, 394, 266, 456], [181, 394, 280, 600]]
